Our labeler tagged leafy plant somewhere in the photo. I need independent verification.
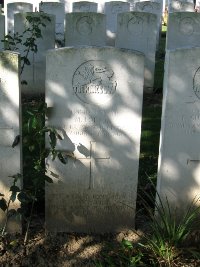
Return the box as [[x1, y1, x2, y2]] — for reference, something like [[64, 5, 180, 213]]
[[22, 101, 67, 244], [0, 13, 65, 242], [1, 12, 51, 76], [95, 239, 145, 267], [137, 189, 200, 266], [0, 174, 21, 236]]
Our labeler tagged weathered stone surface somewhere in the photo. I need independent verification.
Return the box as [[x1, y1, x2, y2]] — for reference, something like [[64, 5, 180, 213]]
[[65, 12, 106, 46], [45, 47, 144, 233], [135, 1, 162, 47], [166, 12, 200, 50], [157, 47, 200, 210], [0, 51, 21, 233], [169, 0, 194, 12], [7, 2, 33, 34], [104, 1, 130, 45], [39, 2, 65, 46], [72, 1, 98, 12], [116, 11, 157, 91]]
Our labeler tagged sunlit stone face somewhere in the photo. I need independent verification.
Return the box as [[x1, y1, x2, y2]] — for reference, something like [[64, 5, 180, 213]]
[[45, 47, 144, 233]]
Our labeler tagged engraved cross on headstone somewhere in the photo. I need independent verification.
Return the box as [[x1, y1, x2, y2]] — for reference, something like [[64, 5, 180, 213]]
[[77, 141, 110, 190]]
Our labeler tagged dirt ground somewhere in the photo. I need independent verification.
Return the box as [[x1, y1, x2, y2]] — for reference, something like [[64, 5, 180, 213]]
[[0, 214, 143, 267]]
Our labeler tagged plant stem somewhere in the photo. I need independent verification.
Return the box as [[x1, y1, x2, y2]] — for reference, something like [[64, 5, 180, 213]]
[[23, 188, 36, 245], [1, 198, 11, 236]]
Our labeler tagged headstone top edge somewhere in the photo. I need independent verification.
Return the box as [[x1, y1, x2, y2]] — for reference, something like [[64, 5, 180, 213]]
[[118, 11, 157, 16], [46, 46, 145, 57], [7, 2, 33, 5], [166, 46, 200, 53], [0, 50, 20, 56], [66, 12, 104, 15]]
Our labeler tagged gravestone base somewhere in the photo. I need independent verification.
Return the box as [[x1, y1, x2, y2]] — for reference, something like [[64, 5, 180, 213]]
[[46, 187, 135, 233]]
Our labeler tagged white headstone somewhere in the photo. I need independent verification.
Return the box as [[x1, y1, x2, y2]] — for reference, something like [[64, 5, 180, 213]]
[[39, 2, 65, 47], [7, 2, 33, 34], [157, 47, 200, 210], [105, 1, 130, 45], [14, 12, 55, 95], [116, 11, 157, 91], [135, 1, 162, 48], [45, 46, 144, 233], [65, 12, 106, 46], [169, 0, 194, 12], [0, 15, 5, 50], [166, 12, 200, 50], [0, 51, 21, 233], [73, 1, 98, 12]]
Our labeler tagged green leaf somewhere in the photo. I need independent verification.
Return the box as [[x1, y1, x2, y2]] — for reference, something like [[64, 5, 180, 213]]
[[121, 239, 133, 250], [49, 132, 56, 148], [17, 191, 30, 203], [0, 198, 7, 211], [10, 185, 20, 193], [23, 57, 30, 65], [29, 145, 35, 152], [21, 80, 28, 85]]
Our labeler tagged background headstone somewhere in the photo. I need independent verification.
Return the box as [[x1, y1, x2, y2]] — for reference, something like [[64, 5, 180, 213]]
[[135, 1, 162, 47], [45, 46, 144, 233], [116, 11, 157, 91], [14, 12, 55, 95], [7, 2, 33, 34], [166, 12, 200, 50], [0, 15, 5, 50], [65, 12, 106, 46], [169, 0, 194, 12], [157, 47, 200, 210], [104, 1, 130, 45], [0, 51, 21, 233], [39, 2, 65, 47], [72, 1, 98, 12]]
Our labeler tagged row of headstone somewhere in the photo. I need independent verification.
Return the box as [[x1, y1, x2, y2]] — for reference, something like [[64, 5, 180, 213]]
[[0, 46, 145, 233], [0, 9, 160, 93], [3, 1, 163, 36], [1, 45, 200, 234], [3, 0, 165, 13]]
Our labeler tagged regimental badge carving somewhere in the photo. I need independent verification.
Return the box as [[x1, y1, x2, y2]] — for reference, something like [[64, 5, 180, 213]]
[[72, 60, 117, 105], [76, 16, 93, 35], [127, 16, 143, 35], [179, 17, 194, 35], [193, 67, 200, 99]]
